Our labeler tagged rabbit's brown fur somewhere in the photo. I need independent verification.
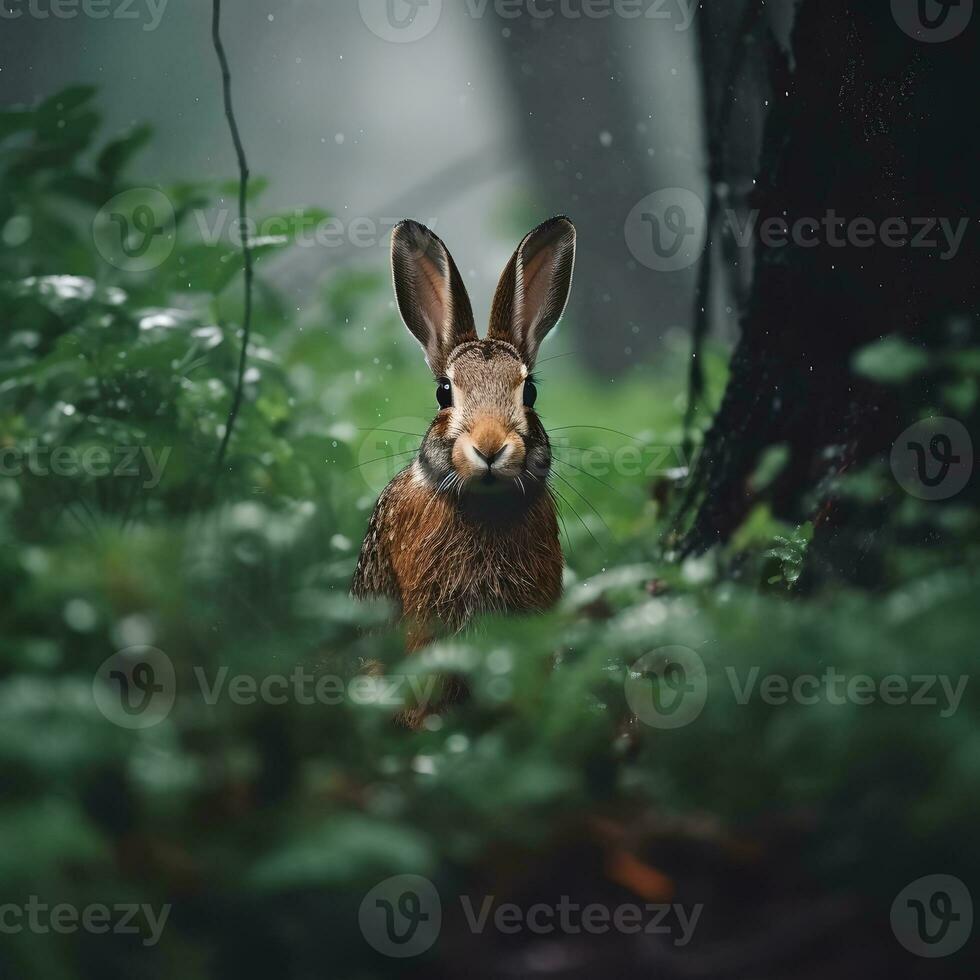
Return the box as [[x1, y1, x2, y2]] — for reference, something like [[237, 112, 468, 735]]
[[355, 462, 563, 650], [352, 217, 576, 651]]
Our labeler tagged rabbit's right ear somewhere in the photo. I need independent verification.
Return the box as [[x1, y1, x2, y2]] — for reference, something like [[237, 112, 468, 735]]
[[487, 216, 576, 368], [391, 221, 478, 375]]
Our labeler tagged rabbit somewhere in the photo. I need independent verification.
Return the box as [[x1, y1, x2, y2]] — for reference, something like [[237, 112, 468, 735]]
[[352, 216, 576, 652]]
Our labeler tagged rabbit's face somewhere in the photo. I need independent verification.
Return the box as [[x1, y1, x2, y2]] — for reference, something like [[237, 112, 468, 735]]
[[416, 339, 552, 492], [390, 217, 575, 503]]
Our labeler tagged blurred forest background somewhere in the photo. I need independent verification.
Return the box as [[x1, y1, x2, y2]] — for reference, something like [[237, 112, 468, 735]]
[[0, 1, 977, 978]]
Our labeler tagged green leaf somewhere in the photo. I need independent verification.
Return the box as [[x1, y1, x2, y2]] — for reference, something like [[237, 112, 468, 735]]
[[219, 175, 270, 201], [96, 123, 153, 182], [0, 108, 35, 143], [852, 336, 930, 384], [750, 442, 790, 492], [248, 817, 434, 891], [0, 798, 106, 883], [34, 86, 100, 154], [38, 85, 97, 117]]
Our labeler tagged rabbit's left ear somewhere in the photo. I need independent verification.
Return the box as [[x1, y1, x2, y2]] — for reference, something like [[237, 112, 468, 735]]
[[487, 216, 576, 368]]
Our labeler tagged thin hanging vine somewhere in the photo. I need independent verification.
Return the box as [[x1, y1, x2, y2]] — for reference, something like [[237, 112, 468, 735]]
[[211, 0, 254, 472]]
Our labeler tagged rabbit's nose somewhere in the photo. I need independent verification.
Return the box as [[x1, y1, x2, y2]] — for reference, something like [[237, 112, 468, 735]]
[[469, 417, 510, 469], [474, 446, 506, 469]]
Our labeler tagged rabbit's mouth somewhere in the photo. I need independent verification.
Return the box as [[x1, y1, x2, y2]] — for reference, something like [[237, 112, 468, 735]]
[[465, 470, 518, 495]]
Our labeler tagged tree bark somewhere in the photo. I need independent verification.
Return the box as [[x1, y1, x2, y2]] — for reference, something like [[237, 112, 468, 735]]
[[679, 0, 980, 581]]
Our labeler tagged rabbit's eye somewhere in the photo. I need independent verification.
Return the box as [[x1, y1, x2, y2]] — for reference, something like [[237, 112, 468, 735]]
[[436, 378, 453, 409], [523, 380, 538, 409]]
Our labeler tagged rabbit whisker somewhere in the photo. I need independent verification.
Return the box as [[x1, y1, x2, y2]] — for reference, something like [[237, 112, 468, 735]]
[[550, 456, 626, 498], [544, 485, 573, 552], [548, 482, 604, 555], [357, 427, 427, 439], [346, 448, 420, 472], [550, 468, 612, 538], [535, 351, 580, 365], [549, 425, 645, 444]]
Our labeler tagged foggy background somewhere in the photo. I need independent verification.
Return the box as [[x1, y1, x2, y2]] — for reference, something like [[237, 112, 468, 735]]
[[1, 0, 712, 373]]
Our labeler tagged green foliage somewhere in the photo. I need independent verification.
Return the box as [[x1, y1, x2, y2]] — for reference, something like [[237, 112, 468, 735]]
[[852, 336, 931, 383], [0, 91, 976, 978]]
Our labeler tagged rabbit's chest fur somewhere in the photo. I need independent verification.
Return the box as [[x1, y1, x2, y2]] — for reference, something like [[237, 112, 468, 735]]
[[355, 468, 562, 637]]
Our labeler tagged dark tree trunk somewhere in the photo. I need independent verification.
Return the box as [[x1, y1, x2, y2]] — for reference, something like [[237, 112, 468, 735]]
[[686, 0, 784, 430], [679, 0, 980, 582]]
